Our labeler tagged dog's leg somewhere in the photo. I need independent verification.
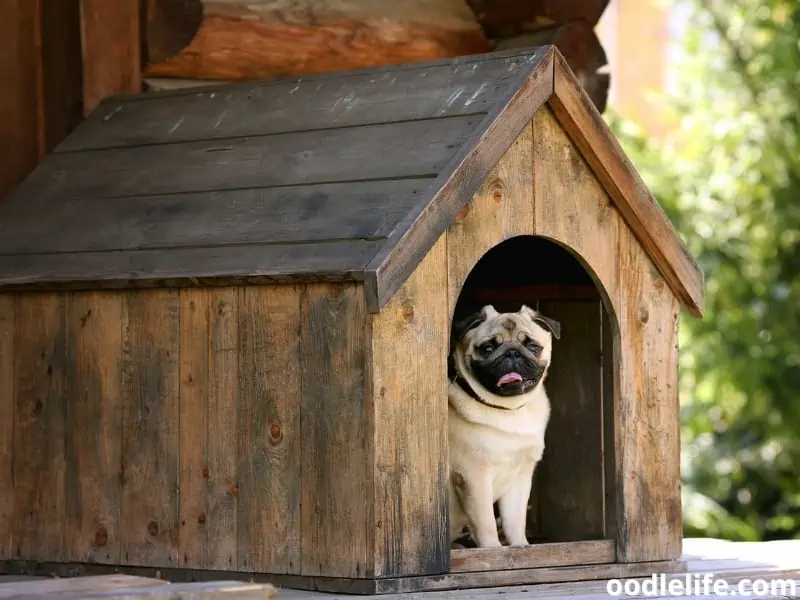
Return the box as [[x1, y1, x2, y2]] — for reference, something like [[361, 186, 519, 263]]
[[457, 467, 502, 548], [498, 464, 534, 547]]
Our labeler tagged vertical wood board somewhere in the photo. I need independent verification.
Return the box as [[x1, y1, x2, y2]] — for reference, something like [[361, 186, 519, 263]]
[[237, 285, 301, 573], [536, 300, 605, 541], [446, 122, 535, 319], [300, 284, 371, 578], [614, 225, 682, 562], [119, 290, 180, 567], [370, 236, 449, 577], [11, 293, 67, 561], [63, 292, 124, 564], [0, 295, 14, 558]]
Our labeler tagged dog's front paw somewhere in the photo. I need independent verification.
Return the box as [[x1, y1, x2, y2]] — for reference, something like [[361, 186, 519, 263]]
[[506, 538, 530, 547]]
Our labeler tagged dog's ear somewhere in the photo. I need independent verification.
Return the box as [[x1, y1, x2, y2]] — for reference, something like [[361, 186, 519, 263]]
[[452, 310, 487, 344], [521, 306, 561, 340]]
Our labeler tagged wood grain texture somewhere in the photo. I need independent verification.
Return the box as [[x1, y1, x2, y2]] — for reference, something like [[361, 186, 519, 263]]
[[0, 295, 14, 558], [0, 180, 432, 255], [613, 225, 682, 563], [0, 239, 382, 293], [450, 540, 615, 573], [237, 286, 301, 573], [19, 117, 479, 203], [11, 293, 67, 562], [369, 236, 449, 578], [179, 289, 210, 569], [80, 0, 143, 114], [62, 54, 536, 152], [0, 574, 164, 598], [549, 51, 704, 317], [300, 284, 371, 578], [63, 292, 124, 564], [142, 0, 490, 81], [119, 290, 180, 567], [536, 301, 605, 542], [445, 122, 534, 319], [205, 288, 239, 570], [532, 106, 618, 312], [365, 46, 553, 313]]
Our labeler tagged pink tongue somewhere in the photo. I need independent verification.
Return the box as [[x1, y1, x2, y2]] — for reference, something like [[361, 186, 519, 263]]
[[497, 372, 523, 386]]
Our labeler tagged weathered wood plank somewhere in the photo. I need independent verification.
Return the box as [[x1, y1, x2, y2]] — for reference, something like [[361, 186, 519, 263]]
[[206, 288, 239, 570], [17, 117, 480, 202], [537, 301, 605, 542], [300, 284, 371, 577], [61, 54, 539, 152], [549, 51, 704, 317], [0, 295, 14, 558], [179, 289, 210, 568], [0, 180, 431, 255], [614, 224, 682, 563], [64, 292, 124, 564], [0, 574, 163, 598], [532, 106, 618, 307], [601, 306, 617, 541], [370, 236, 449, 578], [80, 0, 142, 114], [11, 294, 67, 562], [450, 540, 615, 573], [0, 239, 382, 292], [364, 46, 553, 313], [237, 286, 301, 573], [119, 290, 180, 567], [445, 121, 534, 318]]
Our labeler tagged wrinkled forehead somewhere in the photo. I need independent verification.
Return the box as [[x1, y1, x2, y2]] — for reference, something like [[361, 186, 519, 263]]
[[470, 311, 549, 344]]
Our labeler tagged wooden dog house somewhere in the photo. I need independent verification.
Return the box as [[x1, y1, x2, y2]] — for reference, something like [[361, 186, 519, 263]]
[[0, 46, 704, 594]]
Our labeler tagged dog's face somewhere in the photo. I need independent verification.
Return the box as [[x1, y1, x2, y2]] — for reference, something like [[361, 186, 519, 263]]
[[452, 305, 560, 398]]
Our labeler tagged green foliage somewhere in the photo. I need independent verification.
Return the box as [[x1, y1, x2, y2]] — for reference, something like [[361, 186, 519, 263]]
[[608, 0, 800, 541]]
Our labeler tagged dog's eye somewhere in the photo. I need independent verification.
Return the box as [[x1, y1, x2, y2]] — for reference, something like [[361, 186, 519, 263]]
[[478, 342, 495, 355], [525, 340, 542, 355]]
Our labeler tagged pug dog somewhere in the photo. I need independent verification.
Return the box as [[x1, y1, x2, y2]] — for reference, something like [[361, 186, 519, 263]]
[[448, 304, 560, 548]]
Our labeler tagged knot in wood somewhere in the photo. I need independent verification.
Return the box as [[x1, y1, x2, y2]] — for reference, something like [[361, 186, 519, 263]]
[[147, 521, 160, 537], [401, 304, 415, 323], [229, 483, 240, 497], [94, 526, 108, 548], [268, 422, 283, 445], [455, 203, 472, 223], [198, 512, 207, 525], [653, 277, 666, 293], [638, 306, 650, 324], [490, 180, 506, 203], [202, 466, 209, 478]]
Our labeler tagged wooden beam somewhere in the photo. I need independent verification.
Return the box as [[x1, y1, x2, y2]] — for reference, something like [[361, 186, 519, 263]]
[[0, 0, 83, 200], [80, 0, 144, 115], [467, 0, 610, 38]]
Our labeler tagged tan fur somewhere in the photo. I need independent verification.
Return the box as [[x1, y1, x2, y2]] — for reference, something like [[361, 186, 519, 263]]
[[448, 305, 553, 547]]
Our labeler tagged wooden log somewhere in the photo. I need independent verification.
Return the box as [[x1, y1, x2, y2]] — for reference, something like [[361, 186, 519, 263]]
[[495, 20, 609, 112], [467, 0, 610, 38], [143, 0, 492, 81]]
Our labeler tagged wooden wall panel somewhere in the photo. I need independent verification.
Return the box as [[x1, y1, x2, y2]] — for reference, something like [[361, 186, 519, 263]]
[[0, 295, 15, 558], [237, 285, 301, 574], [536, 300, 605, 542], [300, 284, 371, 578], [370, 236, 449, 578], [119, 290, 180, 566], [532, 107, 619, 309], [0, 0, 83, 199], [11, 293, 67, 561], [446, 123, 534, 320], [64, 292, 123, 564], [614, 226, 682, 562]]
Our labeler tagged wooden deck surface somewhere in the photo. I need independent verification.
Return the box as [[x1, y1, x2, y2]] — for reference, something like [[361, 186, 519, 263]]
[[1, 539, 798, 599]]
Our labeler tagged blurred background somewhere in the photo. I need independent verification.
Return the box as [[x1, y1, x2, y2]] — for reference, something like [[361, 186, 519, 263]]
[[1, 0, 798, 542]]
